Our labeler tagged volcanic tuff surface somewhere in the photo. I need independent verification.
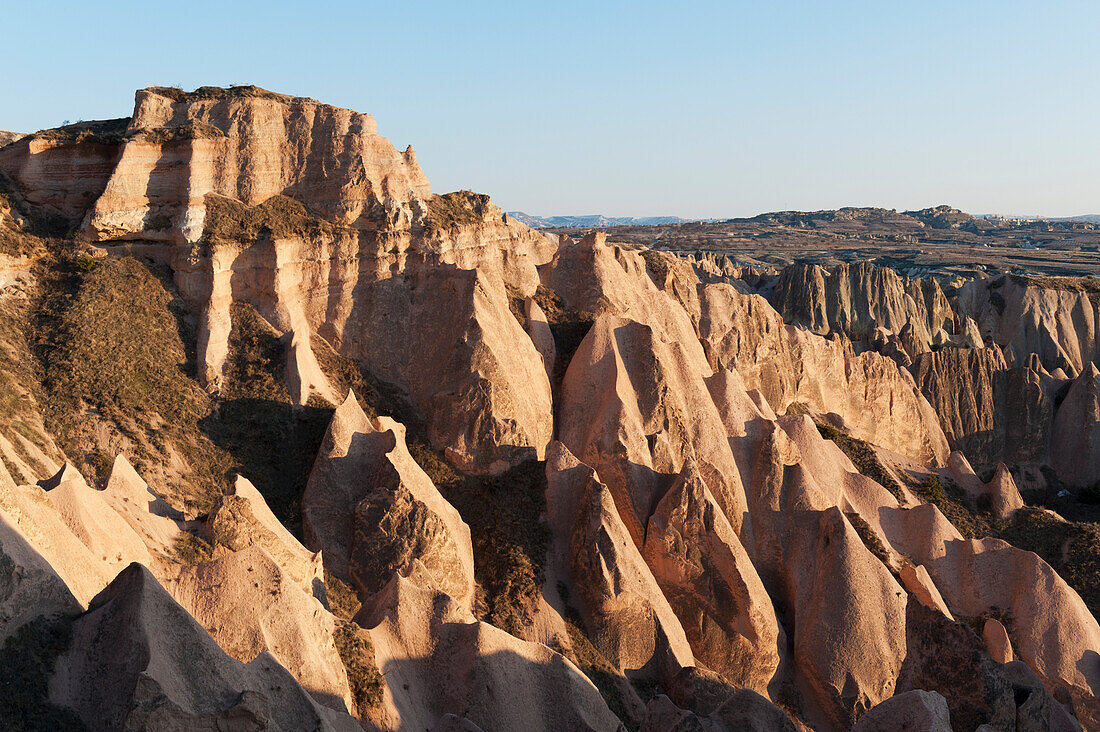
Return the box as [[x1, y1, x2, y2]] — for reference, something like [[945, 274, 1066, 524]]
[[0, 85, 1098, 732]]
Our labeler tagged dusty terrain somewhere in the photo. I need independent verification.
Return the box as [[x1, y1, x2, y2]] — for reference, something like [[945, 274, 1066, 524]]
[[0, 86, 1097, 732]]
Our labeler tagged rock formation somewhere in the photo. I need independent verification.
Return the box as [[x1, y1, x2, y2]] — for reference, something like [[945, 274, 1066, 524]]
[[0, 85, 1097, 732]]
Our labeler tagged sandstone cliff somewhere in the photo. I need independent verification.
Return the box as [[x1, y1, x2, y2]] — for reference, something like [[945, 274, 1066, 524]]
[[0, 86, 1097, 732]]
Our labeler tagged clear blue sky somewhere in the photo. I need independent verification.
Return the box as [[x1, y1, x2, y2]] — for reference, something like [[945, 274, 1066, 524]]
[[3, 1, 1098, 218]]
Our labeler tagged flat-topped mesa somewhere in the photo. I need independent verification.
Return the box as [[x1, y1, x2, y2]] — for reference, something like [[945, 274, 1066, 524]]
[[80, 85, 433, 243]]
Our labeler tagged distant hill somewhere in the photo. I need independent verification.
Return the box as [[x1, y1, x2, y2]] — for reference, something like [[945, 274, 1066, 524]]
[[730, 205, 996, 234], [508, 212, 696, 229]]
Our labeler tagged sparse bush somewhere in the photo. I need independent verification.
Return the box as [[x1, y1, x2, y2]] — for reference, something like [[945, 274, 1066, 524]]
[[333, 620, 385, 714], [815, 421, 904, 501], [531, 284, 596, 386], [171, 531, 214, 566], [73, 255, 98, 273], [921, 476, 946, 503]]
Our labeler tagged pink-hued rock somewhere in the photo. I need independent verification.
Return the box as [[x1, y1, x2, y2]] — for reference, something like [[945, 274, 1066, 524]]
[[983, 618, 1014, 664], [540, 232, 709, 374], [784, 508, 907, 729], [898, 563, 954, 621], [358, 567, 621, 732], [958, 274, 1098, 376], [544, 441, 695, 681], [0, 126, 121, 222], [524, 295, 556, 383], [639, 690, 797, 732], [985, 463, 1024, 519], [772, 262, 953, 350], [881, 505, 1100, 700], [208, 475, 323, 595], [303, 393, 475, 606], [40, 463, 154, 574], [165, 545, 355, 715], [642, 460, 782, 692], [49, 563, 360, 731], [1050, 363, 1100, 487], [699, 282, 949, 465], [0, 512, 82, 643], [851, 689, 952, 732], [81, 87, 431, 242], [558, 312, 747, 548]]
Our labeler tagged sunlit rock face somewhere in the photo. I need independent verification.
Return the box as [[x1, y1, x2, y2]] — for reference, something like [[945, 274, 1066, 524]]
[[0, 85, 1098, 732]]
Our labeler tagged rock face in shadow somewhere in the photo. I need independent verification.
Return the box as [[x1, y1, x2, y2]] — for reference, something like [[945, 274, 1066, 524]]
[[851, 689, 952, 732], [772, 262, 953, 350], [1050, 363, 1100, 487], [303, 393, 475, 606], [358, 567, 622, 732], [911, 346, 1058, 470], [545, 442, 695, 682], [49, 563, 359, 731], [957, 274, 1098, 377]]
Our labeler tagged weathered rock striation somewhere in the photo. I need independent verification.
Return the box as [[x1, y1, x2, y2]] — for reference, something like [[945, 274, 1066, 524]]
[[0, 85, 1097, 732]]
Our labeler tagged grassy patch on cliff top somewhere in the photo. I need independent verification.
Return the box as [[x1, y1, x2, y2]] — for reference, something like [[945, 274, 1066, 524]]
[[33, 117, 129, 146], [146, 85, 318, 105], [424, 191, 493, 229], [1010, 273, 1100, 295], [640, 248, 672, 285], [202, 194, 334, 242], [128, 120, 225, 144], [911, 475, 995, 540]]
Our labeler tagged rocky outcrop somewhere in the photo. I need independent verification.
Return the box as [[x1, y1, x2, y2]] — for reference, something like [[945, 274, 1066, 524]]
[[166, 546, 356, 714], [208, 475, 323, 593], [304, 393, 476, 605], [545, 442, 695, 681], [639, 690, 797, 732], [700, 282, 949, 464], [851, 690, 951, 732], [1050, 363, 1100, 487], [81, 86, 430, 242], [49, 563, 360, 731], [958, 274, 1099, 376], [559, 312, 748, 546], [911, 346, 1056, 469], [0, 119, 125, 223], [772, 262, 954, 349], [359, 567, 622, 732], [881, 505, 1100, 702], [642, 460, 781, 693]]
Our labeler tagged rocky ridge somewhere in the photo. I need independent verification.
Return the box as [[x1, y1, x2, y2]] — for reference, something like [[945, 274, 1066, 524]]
[[0, 86, 1097, 731]]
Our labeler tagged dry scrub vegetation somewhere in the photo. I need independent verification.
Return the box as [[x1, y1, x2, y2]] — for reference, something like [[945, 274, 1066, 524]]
[[202, 194, 334, 242]]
